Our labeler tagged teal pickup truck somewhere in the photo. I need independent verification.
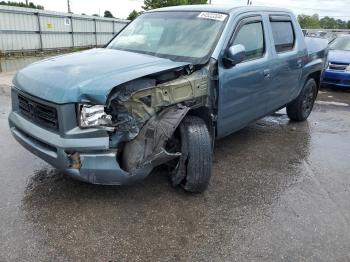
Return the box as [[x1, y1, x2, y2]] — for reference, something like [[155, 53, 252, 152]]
[[9, 5, 327, 192]]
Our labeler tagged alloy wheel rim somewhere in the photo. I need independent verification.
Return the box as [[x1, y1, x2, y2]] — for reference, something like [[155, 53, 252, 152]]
[[302, 86, 314, 115]]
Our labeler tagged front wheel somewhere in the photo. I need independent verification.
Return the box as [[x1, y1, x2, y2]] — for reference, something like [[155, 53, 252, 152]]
[[287, 78, 317, 121], [173, 116, 213, 193]]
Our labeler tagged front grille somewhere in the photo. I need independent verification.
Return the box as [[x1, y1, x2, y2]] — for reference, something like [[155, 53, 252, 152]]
[[328, 62, 349, 71], [18, 94, 59, 130]]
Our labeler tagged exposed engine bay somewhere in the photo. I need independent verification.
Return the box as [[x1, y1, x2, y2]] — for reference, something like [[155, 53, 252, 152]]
[[107, 66, 209, 142]]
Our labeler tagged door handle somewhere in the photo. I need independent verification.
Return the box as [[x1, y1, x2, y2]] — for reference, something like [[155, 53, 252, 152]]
[[297, 59, 303, 68], [263, 69, 271, 79]]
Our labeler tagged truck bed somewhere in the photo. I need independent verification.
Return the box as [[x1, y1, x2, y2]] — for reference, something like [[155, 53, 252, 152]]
[[305, 37, 329, 57]]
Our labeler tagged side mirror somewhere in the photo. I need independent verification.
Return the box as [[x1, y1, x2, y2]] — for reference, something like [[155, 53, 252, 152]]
[[224, 44, 246, 67]]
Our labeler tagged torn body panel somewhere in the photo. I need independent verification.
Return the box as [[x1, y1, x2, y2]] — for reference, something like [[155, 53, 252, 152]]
[[122, 105, 189, 174], [72, 106, 189, 184], [107, 67, 211, 145], [100, 66, 212, 179]]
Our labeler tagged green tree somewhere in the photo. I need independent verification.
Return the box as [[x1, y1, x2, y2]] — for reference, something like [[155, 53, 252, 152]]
[[320, 16, 338, 29], [104, 10, 114, 18], [127, 9, 140, 21], [336, 19, 347, 29], [0, 1, 44, 9], [294, 13, 350, 30], [143, 0, 207, 11], [297, 14, 320, 29]]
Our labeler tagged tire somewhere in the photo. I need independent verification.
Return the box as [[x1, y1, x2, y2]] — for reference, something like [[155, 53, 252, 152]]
[[287, 78, 317, 121], [178, 116, 212, 193]]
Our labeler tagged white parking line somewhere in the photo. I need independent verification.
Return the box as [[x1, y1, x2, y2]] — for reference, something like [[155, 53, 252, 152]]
[[316, 101, 349, 107]]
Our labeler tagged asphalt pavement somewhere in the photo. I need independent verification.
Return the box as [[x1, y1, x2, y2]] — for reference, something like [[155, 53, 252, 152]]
[[0, 69, 350, 261]]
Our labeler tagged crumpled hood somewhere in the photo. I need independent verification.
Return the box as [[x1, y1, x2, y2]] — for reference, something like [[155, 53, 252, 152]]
[[328, 49, 350, 64], [13, 48, 190, 104]]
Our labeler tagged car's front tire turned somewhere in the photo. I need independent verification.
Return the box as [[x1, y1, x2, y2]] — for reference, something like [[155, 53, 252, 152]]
[[287, 78, 317, 121]]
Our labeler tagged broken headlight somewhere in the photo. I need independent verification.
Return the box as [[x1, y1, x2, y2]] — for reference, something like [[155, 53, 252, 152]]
[[79, 104, 113, 128]]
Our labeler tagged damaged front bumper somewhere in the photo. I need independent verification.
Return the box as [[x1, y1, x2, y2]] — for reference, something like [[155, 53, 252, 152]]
[[8, 111, 145, 185], [9, 62, 212, 185], [8, 86, 189, 185]]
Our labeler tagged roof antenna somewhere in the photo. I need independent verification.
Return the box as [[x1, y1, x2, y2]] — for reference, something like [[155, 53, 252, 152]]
[[67, 0, 72, 13]]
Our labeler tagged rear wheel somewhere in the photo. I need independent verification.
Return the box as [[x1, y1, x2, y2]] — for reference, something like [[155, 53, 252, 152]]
[[287, 78, 317, 121], [173, 116, 212, 193]]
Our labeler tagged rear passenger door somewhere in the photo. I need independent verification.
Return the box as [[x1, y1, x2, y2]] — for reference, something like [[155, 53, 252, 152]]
[[267, 15, 304, 107]]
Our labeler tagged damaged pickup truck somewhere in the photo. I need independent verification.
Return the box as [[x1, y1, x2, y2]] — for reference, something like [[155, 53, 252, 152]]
[[8, 6, 328, 192]]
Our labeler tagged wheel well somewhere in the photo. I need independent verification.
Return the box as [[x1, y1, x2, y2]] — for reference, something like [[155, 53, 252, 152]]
[[308, 71, 321, 89], [188, 107, 215, 138]]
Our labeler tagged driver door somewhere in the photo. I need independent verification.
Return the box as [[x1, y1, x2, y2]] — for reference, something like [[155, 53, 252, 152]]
[[217, 15, 272, 138]]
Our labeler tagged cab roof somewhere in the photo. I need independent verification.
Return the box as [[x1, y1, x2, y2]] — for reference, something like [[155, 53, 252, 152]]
[[149, 5, 291, 15]]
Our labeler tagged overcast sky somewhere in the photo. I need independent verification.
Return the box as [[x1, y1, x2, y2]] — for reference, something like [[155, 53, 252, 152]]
[[32, 0, 350, 20]]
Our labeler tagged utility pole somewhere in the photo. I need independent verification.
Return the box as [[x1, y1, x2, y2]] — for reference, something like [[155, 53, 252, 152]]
[[25, 0, 28, 6], [67, 0, 71, 13], [208, 0, 211, 4]]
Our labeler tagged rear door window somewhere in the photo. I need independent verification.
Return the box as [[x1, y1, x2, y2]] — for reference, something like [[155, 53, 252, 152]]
[[270, 21, 295, 52]]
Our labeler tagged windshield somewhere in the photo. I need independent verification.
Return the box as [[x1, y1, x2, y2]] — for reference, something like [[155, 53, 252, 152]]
[[329, 37, 350, 51], [107, 11, 228, 64]]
